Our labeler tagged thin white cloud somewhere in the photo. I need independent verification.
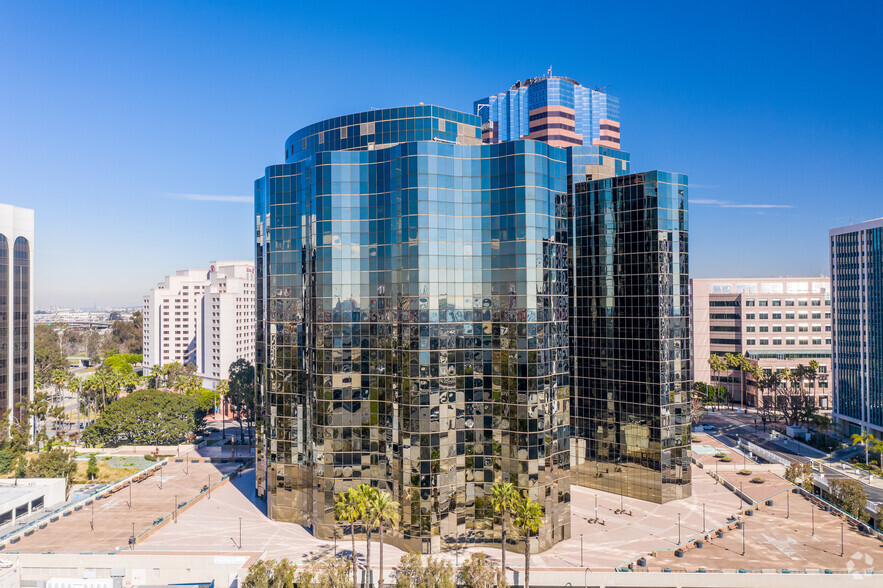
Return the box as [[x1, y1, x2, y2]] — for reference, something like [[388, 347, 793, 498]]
[[160, 192, 251, 203], [692, 198, 793, 209]]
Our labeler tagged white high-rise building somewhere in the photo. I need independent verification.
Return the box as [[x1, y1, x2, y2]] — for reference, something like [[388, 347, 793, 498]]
[[143, 261, 255, 389], [0, 204, 34, 420]]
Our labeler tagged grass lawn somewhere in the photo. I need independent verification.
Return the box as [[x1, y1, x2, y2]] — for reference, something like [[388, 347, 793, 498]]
[[73, 459, 139, 484]]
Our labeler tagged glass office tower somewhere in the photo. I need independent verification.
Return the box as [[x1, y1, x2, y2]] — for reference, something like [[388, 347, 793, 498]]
[[830, 218, 883, 437], [255, 105, 572, 553], [475, 75, 621, 149], [570, 172, 691, 503]]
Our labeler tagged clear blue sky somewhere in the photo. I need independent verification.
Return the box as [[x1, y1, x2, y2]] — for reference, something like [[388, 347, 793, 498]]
[[2, 1, 881, 308]]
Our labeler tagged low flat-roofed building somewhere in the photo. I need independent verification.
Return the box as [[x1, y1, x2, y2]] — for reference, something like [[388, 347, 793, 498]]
[[0, 478, 65, 528]]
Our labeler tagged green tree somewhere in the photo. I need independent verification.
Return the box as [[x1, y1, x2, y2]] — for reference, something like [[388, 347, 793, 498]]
[[355, 483, 377, 587], [105, 312, 143, 355], [34, 323, 67, 388], [81, 388, 205, 446], [490, 482, 519, 579], [708, 354, 728, 406], [228, 359, 255, 443], [366, 489, 401, 588], [14, 458, 26, 478], [27, 390, 65, 451], [394, 553, 454, 588], [783, 462, 813, 491], [334, 487, 363, 588], [26, 447, 77, 495], [0, 449, 15, 475], [302, 555, 351, 588], [512, 493, 544, 588], [242, 558, 297, 588], [852, 431, 877, 467], [830, 478, 868, 521], [458, 553, 506, 588], [86, 453, 99, 480]]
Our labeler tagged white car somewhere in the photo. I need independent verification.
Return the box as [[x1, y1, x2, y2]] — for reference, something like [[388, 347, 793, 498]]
[[702, 424, 716, 431]]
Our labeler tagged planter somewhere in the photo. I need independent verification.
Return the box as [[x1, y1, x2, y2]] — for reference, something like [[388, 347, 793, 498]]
[[695, 540, 704, 548], [738, 469, 752, 475], [637, 557, 647, 567], [750, 477, 765, 484], [675, 549, 684, 558], [766, 499, 774, 506], [735, 521, 743, 529], [745, 509, 754, 516], [716, 530, 725, 538]]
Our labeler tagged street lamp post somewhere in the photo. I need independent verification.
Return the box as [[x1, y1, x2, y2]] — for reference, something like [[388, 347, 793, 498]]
[[702, 503, 706, 532], [742, 520, 746, 556], [580, 534, 583, 567], [239, 517, 242, 550], [812, 502, 815, 536], [739, 482, 743, 509], [841, 522, 844, 557], [787, 490, 789, 518], [208, 475, 211, 499], [174, 494, 178, 523], [678, 512, 681, 544]]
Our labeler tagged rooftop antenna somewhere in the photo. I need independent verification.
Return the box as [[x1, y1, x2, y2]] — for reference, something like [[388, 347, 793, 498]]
[[547, 65, 553, 77], [594, 84, 610, 92]]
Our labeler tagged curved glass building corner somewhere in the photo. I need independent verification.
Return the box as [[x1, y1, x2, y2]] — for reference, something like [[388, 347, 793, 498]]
[[255, 105, 572, 553]]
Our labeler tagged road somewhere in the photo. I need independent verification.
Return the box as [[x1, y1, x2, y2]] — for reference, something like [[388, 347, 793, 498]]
[[700, 408, 883, 507]]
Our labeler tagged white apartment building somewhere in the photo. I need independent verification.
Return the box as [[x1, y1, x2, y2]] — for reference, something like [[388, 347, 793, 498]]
[[0, 204, 34, 421], [143, 261, 255, 389], [691, 277, 832, 408]]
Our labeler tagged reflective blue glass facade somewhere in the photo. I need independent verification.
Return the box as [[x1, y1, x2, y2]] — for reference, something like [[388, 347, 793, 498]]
[[831, 219, 883, 436], [570, 172, 691, 502], [256, 106, 572, 553], [475, 75, 621, 148]]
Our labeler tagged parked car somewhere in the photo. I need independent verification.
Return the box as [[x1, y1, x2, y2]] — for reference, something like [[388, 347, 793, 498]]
[[702, 424, 716, 431]]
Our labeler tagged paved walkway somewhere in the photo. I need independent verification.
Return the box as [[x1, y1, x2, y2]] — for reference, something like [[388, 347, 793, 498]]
[[651, 492, 881, 572], [7, 460, 240, 552], [141, 465, 752, 569]]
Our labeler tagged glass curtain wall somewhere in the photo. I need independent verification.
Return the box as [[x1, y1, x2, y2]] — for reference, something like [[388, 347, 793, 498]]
[[13, 237, 29, 422], [256, 107, 571, 553], [570, 171, 691, 503]]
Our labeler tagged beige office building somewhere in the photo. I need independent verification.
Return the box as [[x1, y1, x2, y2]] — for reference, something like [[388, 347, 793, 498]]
[[691, 277, 832, 408], [143, 261, 255, 389]]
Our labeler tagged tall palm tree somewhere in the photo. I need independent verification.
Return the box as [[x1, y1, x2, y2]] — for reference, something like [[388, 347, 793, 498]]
[[852, 431, 877, 467], [366, 489, 400, 588], [512, 493, 544, 588], [708, 355, 727, 410], [334, 487, 363, 588], [356, 484, 377, 587], [490, 482, 520, 580], [871, 438, 883, 473]]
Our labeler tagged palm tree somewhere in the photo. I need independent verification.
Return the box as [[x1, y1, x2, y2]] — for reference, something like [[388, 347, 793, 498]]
[[356, 484, 377, 587], [512, 493, 544, 588], [334, 487, 363, 588], [708, 355, 727, 410], [852, 431, 877, 467], [871, 438, 883, 473], [490, 482, 519, 580], [366, 489, 400, 588]]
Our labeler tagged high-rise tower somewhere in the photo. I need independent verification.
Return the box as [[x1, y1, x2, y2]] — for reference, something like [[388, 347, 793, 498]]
[[0, 204, 34, 423], [255, 106, 572, 553], [475, 75, 621, 149]]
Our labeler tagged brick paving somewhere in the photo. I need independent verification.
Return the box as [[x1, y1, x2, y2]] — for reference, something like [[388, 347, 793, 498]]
[[650, 492, 883, 572]]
